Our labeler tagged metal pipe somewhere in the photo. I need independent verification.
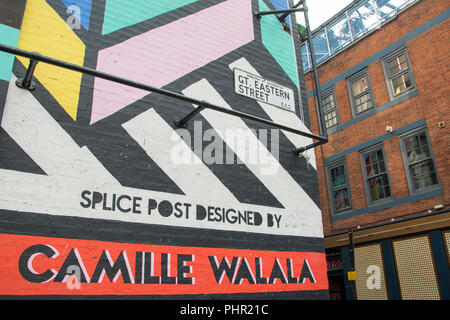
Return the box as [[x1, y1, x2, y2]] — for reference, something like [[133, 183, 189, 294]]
[[255, 8, 305, 18], [15, 58, 38, 91], [292, 140, 322, 154], [279, 0, 305, 21], [174, 106, 206, 128], [348, 229, 355, 273], [304, 2, 328, 137], [0, 43, 328, 147], [293, 0, 329, 156], [179, 101, 326, 141]]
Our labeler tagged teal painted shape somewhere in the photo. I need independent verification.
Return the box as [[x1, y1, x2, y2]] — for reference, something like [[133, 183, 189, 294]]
[[0, 24, 20, 81], [259, 0, 299, 87], [102, 0, 199, 35]]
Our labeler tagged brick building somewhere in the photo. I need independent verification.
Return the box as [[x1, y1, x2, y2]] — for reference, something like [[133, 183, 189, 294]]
[[0, 0, 329, 299], [302, 0, 449, 299]]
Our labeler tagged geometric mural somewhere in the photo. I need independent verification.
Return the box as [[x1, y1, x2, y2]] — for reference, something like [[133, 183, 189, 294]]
[[0, 0, 326, 298], [17, 0, 85, 120], [102, 0, 199, 35]]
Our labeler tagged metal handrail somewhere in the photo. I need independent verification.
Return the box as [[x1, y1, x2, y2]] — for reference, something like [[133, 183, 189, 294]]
[[0, 43, 328, 152]]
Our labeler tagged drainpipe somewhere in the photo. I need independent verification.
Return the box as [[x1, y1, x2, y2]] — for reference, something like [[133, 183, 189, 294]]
[[293, 0, 329, 155]]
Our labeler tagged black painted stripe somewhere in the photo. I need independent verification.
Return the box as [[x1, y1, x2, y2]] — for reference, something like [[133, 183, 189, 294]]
[[0, 209, 325, 253], [0, 0, 27, 29]]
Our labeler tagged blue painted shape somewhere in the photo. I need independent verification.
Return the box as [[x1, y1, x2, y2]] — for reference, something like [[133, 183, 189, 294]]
[[0, 24, 20, 81], [269, 0, 291, 26], [259, 0, 299, 87], [61, 0, 93, 30]]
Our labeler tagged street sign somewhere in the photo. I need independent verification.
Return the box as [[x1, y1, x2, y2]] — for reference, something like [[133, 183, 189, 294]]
[[234, 68, 296, 113]]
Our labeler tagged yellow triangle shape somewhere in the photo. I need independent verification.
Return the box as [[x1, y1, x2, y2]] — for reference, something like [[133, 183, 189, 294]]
[[17, 0, 86, 121]]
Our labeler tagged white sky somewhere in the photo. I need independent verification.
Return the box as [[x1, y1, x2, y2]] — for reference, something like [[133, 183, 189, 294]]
[[296, 0, 353, 30]]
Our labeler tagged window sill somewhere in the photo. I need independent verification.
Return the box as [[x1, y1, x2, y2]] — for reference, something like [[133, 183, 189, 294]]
[[331, 187, 442, 222], [326, 88, 418, 135]]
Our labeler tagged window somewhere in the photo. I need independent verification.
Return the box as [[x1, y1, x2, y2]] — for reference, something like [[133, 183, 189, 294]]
[[382, 48, 416, 99], [360, 146, 392, 204], [321, 89, 339, 129], [347, 70, 375, 116], [327, 160, 352, 214], [400, 129, 439, 193]]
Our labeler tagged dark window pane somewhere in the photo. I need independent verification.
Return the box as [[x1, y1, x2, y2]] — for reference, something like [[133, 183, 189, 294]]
[[333, 188, 351, 211], [384, 186, 391, 197], [405, 133, 432, 164], [419, 132, 428, 146], [363, 148, 391, 202], [331, 165, 346, 187], [368, 174, 391, 201], [410, 159, 438, 190], [379, 160, 386, 173]]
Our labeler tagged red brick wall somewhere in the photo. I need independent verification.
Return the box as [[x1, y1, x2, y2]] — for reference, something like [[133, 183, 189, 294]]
[[305, 0, 450, 235]]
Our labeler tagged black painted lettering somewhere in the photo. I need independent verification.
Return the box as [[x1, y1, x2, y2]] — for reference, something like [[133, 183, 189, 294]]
[[209, 256, 239, 284], [269, 259, 287, 284], [177, 254, 194, 285], [54, 248, 88, 283], [18, 245, 57, 283], [158, 200, 173, 217], [132, 197, 142, 214], [92, 191, 102, 209], [90, 250, 133, 283], [80, 190, 91, 208], [161, 253, 177, 284], [234, 257, 255, 284], [148, 199, 157, 215], [117, 195, 131, 213]]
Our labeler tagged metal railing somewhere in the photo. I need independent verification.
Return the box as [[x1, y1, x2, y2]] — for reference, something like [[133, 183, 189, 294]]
[[0, 43, 328, 154]]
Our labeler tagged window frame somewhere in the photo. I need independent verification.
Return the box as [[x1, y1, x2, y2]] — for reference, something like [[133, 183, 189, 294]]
[[326, 159, 353, 215], [321, 87, 340, 130], [399, 128, 440, 195], [347, 69, 376, 118], [382, 47, 416, 100], [359, 144, 393, 206]]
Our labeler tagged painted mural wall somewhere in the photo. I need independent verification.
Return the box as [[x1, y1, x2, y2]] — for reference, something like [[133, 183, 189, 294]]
[[0, 0, 328, 298]]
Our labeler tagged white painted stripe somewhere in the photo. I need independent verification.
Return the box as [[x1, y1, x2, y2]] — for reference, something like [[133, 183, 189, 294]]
[[122, 108, 237, 203], [181, 79, 321, 219], [1, 76, 119, 184], [0, 76, 323, 238]]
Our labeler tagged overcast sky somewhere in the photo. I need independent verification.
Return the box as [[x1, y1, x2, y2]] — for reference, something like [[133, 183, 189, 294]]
[[296, 0, 353, 30]]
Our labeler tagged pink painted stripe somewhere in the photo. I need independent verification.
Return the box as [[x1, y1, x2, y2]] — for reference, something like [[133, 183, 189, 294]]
[[91, 0, 254, 124]]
